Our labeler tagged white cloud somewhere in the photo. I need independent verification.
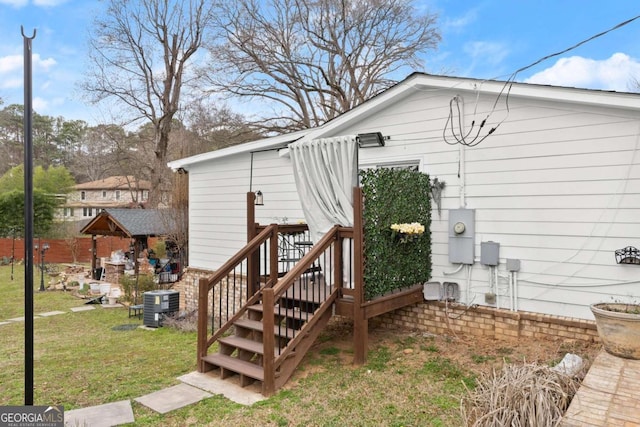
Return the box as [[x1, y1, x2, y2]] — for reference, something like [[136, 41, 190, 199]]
[[0, 53, 56, 73], [34, 0, 68, 6], [0, 55, 22, 73], [443, 8, 478, 32], [524, 53, 640, 92], [0, 0, 28, 7], [0, 78, 21, 89], [464, 41, 509, 66], [33, 96, 48, 111], [33, 54, 56, 71]]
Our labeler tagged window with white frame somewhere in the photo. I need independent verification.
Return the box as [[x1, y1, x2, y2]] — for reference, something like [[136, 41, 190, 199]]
[[115, 190, 121, 200], [83, 207, 93, 217], [360, 156, 423, 172], [102, 190, 107, 198], [358, 157, 423, 185], [80, 191, 86, 200]]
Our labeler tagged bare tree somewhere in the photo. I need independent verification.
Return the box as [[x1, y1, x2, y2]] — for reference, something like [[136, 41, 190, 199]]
[[184, 100, 263, 153], [72, 124, 126, 182], [207, 0, 440, 132], [158, 170, 189, 268], [83, 0, 214, 207]]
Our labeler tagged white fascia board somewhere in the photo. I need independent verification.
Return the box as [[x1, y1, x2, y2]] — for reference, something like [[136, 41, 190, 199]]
[[293, 78, 418, 142], [410, 74, 640, 111], [167, 129, 309, 171]]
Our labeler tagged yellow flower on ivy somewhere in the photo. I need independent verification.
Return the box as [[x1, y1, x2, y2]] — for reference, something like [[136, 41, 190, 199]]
[[390, 222, 425, 235], [390, 222, 425, 243]]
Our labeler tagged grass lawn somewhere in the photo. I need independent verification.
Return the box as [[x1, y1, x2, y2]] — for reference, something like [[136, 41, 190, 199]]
[[0, 264, 600, 426]]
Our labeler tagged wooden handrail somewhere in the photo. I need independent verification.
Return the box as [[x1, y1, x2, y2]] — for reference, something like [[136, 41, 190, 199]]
[[271, 225, 340, 298], [201, 224, 277, 292], [197, 223, 278, 371]]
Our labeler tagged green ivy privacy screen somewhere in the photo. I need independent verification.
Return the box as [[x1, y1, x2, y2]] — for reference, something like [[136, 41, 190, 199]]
[[361, 168, 432, 300]]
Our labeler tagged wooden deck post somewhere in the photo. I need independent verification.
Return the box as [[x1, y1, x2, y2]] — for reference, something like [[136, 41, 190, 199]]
[[91, 235, 97, 274], [197, 277, 210, 372], [262, 288, 276, 396], [247, 192, 259, 296], [353, 187, 368, 365], [269, 225, 279, 287], [334, 231, 343, 292]]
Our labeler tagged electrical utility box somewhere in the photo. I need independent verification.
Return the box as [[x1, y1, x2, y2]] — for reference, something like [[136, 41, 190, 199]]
[[481, 241, 500, 266], [143, 290, 179, 328], [448, 208, 475, 264]]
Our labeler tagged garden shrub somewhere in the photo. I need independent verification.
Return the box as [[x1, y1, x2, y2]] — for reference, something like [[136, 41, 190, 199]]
[[120, 273, 157, 303]]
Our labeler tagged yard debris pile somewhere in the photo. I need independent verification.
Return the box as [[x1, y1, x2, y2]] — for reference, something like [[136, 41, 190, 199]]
[[461, 361, 585, 426]]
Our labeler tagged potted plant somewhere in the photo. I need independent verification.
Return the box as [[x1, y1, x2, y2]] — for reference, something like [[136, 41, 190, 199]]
[[590, 300, 640, 359]]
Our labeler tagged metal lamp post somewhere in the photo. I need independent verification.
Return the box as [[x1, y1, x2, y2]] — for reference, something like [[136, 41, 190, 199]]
[[37, 242, 49, 292]]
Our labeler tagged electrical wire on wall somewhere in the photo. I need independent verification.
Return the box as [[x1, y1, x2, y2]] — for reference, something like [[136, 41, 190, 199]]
[[442, 14, 640, 148]]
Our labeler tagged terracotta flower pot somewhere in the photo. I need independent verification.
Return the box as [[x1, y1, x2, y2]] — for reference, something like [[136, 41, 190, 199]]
[[590, 303, 640, 359]]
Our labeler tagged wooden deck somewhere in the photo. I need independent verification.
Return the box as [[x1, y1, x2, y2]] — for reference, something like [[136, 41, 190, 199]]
[[561, 350, 640, 426]]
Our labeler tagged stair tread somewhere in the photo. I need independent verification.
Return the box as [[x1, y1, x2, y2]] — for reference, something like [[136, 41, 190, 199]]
[[235, 318, 298, 339], [219, 335, 280, 356], [248, 303, 314, 319], [202, 353, 264, 380]]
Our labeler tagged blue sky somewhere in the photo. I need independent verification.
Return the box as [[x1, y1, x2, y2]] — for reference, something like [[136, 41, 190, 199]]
[[1, 0, 639, 125]]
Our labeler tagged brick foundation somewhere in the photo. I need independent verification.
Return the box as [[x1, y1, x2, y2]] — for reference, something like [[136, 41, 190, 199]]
[[378, 301, 599, 344], [177, 268, 599, 344], [174, 267, 247, 325]]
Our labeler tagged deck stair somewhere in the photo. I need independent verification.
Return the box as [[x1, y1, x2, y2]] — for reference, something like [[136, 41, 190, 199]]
[[198, 190, 425, 396], [201, 276, 336, 392]]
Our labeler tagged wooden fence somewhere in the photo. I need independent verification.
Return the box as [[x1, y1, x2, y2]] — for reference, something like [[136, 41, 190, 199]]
[[0, 236, 158, 264]]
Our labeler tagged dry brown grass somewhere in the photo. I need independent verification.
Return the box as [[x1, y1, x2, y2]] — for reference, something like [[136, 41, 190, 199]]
[[461, 363, 585, 427]]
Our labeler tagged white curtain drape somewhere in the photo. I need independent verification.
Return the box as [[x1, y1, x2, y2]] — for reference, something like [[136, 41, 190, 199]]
[[290, 135, 358, 243]]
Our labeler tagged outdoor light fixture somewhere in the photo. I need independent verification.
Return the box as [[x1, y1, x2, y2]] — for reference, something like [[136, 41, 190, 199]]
[[255, 190, 264, 206], [357, 132, 385, 148], [37, 242, 50, 292]]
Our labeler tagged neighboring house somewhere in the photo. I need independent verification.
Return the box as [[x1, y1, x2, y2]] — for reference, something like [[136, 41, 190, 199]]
[[168, 72, 640, 322], [60, 176, 151, 221]]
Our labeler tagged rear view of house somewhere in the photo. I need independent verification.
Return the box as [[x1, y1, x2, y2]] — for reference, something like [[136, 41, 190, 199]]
[[172, 73, 640, 320], [169, 73, 640, 394]]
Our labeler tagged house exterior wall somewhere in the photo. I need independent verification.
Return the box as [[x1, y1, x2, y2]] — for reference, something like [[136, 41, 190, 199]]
[[188, 149, 305, 270], [184, 82, 640, 321], [59, 180, 149, 221]]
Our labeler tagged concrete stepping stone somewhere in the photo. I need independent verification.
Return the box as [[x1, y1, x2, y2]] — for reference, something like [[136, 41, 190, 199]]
[[6, 316, 40, 322], [178, 371, 266, 405], [37, 311, 66, 317], [0, 321, 10, 326], [64, 399, 134, 427], [101, 303, 124, 309], [135, 383, 212, 414], [70, 306, 96, 312]]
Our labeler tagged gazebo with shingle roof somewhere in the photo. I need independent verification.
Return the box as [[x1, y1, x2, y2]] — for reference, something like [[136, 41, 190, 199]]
[[80, 208, 172, 273]]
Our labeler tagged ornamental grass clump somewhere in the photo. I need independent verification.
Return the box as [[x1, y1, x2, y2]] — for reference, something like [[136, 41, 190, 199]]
[[461, 363, 583, 427]]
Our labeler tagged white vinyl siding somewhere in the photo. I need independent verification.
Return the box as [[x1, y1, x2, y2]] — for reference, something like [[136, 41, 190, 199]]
[[184, 80, 640, 320], [188, 149, 304, 270]]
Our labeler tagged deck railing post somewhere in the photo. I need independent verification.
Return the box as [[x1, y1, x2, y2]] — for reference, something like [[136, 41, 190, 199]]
[[269, 225, 279, 287], [247, 192, 259, 296], [334, 232, 343, 292], [197, 277, 210, 372], [353, 186, 368, 364], [262, 288, 276, 396]]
